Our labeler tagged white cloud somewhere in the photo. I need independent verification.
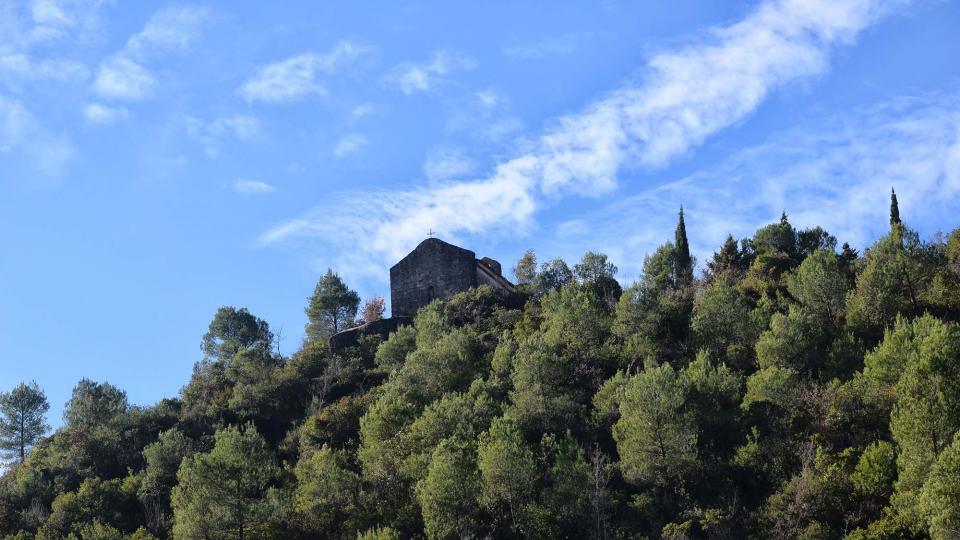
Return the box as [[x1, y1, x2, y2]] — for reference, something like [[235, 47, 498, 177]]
[[210, 115, 261, 140], [83, 102, 128, 123], [187, 114, 262, 157], [351, 103, 375, 118], [259, 0, 910, 282], [0, 0, 92, 89], [423, 147, 476, 183], [386, 49, 476, 95], [553, 92, 960, 279], [125, 5, 208, 57], [92, 56, 155, 101], [27, 131, 74, 177], [445, 89, 523, 142], [31, 0, 74, 28], [13, 0, 106, 47], [333, 133, 367, 157], [0, 53, 87, 88], [233, 179, 276, 194], [0, 95, 32, 147], [502, 32, 592, 60], [257, 156, 538, 280], [475, 89, 500, 110], [90, 5, 207, 103], [0, 94, 74, 176], [480, 117, 524, 143], [238, 41, 370, 104]]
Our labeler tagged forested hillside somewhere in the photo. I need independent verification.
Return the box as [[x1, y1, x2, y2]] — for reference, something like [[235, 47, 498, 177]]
[[3, 199, 960, 539]]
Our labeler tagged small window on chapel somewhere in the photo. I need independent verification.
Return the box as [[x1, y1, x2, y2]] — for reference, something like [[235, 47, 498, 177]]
[[427, 286, 435, 301]]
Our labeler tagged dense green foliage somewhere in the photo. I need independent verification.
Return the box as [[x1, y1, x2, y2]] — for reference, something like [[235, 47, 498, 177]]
[[3, 212, 960, 539]]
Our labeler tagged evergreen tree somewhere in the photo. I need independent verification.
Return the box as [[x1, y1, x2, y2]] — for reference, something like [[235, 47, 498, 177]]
[[294, 444, 361, 533], [513, 249, 538, 285], [573, 251, 621, 308], [890, 187, 901, 227], [139, 429, 194, 529], [63, 379, 128, 428], [788, 248, 851, 327], [201, 306, 272, 362], [846, 226, 939, 342], [675, 207, 692, 283], [416, 438, 483, 539], [0, 381, 50, 462], [477, 417, 538, 533], [706, 233, 743, 281], [920, 433, 960, 539], [537, 258, 575, 294], [614, 364, 697, 487], [171, 423, 276, 540], [305, 268, 361, 341]]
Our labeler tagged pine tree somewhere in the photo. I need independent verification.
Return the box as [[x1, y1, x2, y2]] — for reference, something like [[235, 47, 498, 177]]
[[707, 234, 742, 279], [890, 187, 901, 227], [675, 207, 692, 283], [305, 269, 361, 341], [0, 381, 50, 462], [171, 423, 276, 540]]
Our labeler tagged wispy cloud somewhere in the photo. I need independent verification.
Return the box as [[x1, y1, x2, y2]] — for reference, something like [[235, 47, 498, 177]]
[[2, 0, 106, 49], [238, 41, 371, 104], [83, 102, 128, 123], [385, 49, 476, 95], [233, 179, 276, 195], [0, 95, 32, 150], [351, 103, 375, 118], [125, 5, 208, 57], [91, 5, 208, 103], [31, 0, 75, 29], [553, 92, 960, 279], [502, 32, 592, 60], [0, 53, 88, 87], [257, 157, 538, 280], [445, 89, 524, 142], [93, 56, 155, 101], [186, 115, 262, 157], [0, 1, 103, 90], [423, 146, 477, 183], [333, 133, 367, 157], [259, 0, 910, 282], [0, 94, 74, 176]]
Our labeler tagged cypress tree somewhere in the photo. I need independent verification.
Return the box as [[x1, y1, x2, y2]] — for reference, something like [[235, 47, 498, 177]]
[[675, 206, 692, 283], [890, 187, 901, 227]]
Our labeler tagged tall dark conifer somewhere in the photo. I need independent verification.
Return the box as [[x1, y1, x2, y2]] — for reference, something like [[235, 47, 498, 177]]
[[890, 187, 901, 227], [707, 234, 742, 280], [675, 206, 692, 284]]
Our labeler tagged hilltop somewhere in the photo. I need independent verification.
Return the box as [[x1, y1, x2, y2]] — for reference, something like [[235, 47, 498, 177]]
[[3, 203, 960, 539]]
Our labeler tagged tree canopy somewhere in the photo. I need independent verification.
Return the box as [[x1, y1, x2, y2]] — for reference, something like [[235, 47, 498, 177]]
[[0, 382, 49, 462], [305, 268, 361, 341]]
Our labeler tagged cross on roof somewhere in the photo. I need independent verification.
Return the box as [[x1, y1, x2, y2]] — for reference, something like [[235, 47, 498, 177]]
[[428, 228, 435, 238]]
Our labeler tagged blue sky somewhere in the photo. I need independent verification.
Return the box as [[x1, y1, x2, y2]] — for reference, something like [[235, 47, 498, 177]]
[[1, 0, 959, 425]]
